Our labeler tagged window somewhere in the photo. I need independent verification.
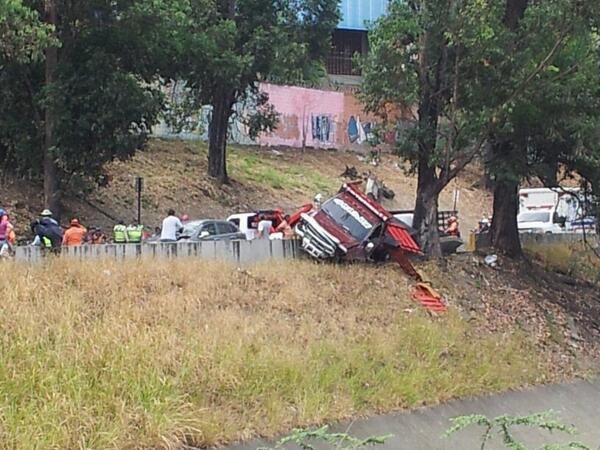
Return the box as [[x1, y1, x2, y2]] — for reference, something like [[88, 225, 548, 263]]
[[200, 223, 217, 236], [217, 222, 237, 234], [326, 29, 367, 75], [229, 218, 240, 228], [321, 198, 373, 241], [181, 221, 202, 237], [518, 212, 551, 223]]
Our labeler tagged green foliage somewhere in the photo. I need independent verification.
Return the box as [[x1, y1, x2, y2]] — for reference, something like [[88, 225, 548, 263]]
[[361, 0, 600, 184], [360, 0, 600, 255], [229, 150, 335, 192], [446, 410, 591, 450], [0, 0, 56, 62], [171, 0, 339, 180], [360, 0, 498, 176], [257, 426, 391, 450], [0, 0, 182, 185]]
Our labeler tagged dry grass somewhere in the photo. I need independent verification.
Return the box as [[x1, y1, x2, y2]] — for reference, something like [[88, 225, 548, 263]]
[[0, 259, 552, 449], [524, 241, 600, 285]]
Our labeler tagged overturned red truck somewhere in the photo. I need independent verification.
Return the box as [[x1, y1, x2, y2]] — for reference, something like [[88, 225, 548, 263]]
[[295, 183, 447, 312], [296, 183, 421, 274]]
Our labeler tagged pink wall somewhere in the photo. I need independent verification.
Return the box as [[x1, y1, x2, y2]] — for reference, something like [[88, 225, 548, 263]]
[[258, 83, 346, 149]]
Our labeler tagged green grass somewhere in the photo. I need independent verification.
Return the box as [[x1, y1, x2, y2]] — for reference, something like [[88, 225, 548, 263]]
[[0, 259, 553, 449], [229, 149, 336, 194]]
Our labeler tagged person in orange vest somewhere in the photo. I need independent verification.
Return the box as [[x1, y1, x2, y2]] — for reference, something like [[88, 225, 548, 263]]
[[62, 218, 87, 246], [444, 216, 460, 237]]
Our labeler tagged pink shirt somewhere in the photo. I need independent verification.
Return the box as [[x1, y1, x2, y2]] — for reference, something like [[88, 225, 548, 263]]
[[0, 220, 8, 240]]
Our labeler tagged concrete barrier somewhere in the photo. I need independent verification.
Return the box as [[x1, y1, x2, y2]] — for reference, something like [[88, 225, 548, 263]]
[[472, 231, 599, 252], [14, 239, 301, 265], [520, 232, 599, 247]]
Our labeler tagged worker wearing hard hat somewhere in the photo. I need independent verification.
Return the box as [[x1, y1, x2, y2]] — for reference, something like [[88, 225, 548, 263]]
[[445, 216, 460, 237], [31, 209, 63, 249], [62, 218, 87, 246]]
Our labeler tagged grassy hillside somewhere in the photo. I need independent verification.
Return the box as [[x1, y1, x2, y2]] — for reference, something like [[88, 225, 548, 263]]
[[0, 139, 491, 239], [1, 256, 598, 449]]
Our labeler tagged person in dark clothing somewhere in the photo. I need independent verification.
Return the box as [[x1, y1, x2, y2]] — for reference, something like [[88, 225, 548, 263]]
[[30, 209, 63, 249]]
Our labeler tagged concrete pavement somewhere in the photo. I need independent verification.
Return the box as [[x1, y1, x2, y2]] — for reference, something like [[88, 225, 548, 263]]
[[222, 379, 600, 450]]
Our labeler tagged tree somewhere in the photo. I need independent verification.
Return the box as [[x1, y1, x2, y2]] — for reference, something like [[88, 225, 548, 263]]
[[487, 0, 600, 257], [361, 0, 599, 257], [360, 0, 509, 256], [175, 0, 339, 184], [0, 0, 55, 62], [0, 0, 182, 217]]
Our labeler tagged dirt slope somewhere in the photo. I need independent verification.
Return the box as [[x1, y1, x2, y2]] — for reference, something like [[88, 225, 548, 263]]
[[1, 139, 491, 237]]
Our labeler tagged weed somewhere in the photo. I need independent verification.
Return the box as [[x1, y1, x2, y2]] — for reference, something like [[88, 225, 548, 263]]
[[257, 426, 391, 450], [447, 410, 591, 449]]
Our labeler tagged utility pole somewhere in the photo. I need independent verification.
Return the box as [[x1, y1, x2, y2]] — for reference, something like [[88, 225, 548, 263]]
[[44, 0, 60, 217], [135, 176, 144, 225]]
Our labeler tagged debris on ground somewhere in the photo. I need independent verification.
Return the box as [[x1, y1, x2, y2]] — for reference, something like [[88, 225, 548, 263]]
[[411, 283, 448, 313], [484, 254, 498, 268], [340, 165, 360, 179]]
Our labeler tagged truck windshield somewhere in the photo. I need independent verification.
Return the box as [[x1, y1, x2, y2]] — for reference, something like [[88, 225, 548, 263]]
[[321, 198, 373, 241], [518, 212, 551, 223]]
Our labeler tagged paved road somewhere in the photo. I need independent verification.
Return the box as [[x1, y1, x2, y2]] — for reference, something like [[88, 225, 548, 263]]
[[222, 379, 600, 450]]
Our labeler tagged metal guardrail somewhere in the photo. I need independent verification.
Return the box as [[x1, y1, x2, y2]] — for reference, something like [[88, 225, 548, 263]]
[[14, 239, 301, 265]]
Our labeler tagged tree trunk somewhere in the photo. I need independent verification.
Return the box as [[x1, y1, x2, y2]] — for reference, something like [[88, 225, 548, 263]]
[[490, 178, 522, 257], [503, 0, 529, 29], [208, 90, 234, 184], [44, 0, 61, 218], [487, 0, 530, 258], [413, 157, 442, 257], [411, 23, 444, 258]]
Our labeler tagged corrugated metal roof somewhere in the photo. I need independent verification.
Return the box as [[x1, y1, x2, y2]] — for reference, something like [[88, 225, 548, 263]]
[[337, 0, 389, 31]]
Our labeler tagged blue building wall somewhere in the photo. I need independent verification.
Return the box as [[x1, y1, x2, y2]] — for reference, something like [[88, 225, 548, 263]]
[[337, 0, 389, 31]]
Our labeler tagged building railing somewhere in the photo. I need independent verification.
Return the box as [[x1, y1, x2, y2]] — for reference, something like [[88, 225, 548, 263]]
[[326, 52, 361, 76]]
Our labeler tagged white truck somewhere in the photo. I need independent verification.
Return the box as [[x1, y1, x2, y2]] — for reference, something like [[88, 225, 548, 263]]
[[227, 213, 259, 240], [517, 187, 581, 234]]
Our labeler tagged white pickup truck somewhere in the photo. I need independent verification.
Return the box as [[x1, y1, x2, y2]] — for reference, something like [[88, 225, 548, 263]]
[[517, 187, 581, 234], [227, 213, 259, 240]]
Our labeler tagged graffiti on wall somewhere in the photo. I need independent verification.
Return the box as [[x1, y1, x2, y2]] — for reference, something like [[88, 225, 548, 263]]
[[347, 116, 375, 144], [311, 114, 334, 142], [153, 82, 397, 150]]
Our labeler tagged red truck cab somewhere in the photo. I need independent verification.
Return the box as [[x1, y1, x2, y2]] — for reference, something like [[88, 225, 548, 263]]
[[295, 183, 421, 263]]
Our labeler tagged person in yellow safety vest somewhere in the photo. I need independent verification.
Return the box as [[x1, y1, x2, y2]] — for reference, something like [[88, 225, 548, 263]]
[[126, 223, 143, 243], [113, 220, 127, 243]]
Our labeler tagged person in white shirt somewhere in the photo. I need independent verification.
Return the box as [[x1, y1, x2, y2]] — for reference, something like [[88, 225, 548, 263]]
[[160, 209, 183, 242]]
